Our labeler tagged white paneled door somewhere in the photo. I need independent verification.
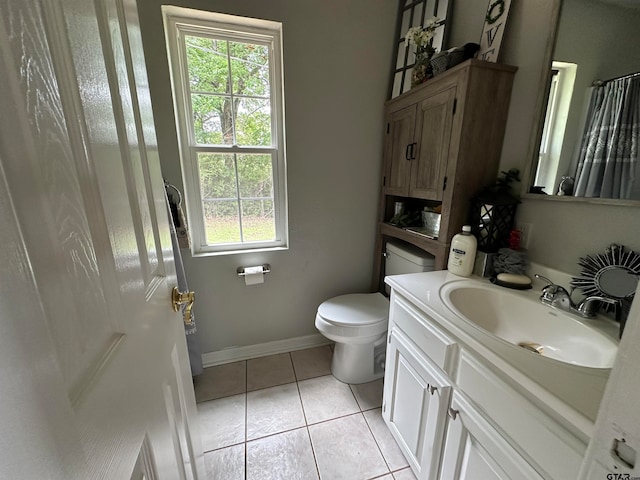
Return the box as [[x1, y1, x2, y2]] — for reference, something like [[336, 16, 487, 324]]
[[0, 0, 204, 479]]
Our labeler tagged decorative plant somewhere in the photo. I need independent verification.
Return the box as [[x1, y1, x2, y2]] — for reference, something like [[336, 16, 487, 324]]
[[404, 17, 441, 56], [405, 17, 441, 86], [478, 168, 521, 202]]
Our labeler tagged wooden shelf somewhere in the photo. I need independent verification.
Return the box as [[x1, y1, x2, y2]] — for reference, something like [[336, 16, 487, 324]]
[[379, 223, 447, 255], [372, 222, 449, 292], [371, 59, 517, 293]]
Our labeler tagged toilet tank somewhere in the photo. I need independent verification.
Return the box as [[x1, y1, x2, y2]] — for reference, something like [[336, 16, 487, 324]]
[[385, 241, 435, 276]]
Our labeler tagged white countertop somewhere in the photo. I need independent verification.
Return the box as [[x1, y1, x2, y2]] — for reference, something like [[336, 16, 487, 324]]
[[384, 270, 620, 441]]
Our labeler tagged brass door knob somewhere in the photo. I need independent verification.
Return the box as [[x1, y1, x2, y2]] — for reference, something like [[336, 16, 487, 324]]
[[172, 287, 195, 325]]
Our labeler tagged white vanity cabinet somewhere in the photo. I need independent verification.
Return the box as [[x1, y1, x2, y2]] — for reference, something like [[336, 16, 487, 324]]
[[382, 293, 457, 479], [383, 287, 589, 480], [383, 327, 451, 479], [440, 392, 543, 480]]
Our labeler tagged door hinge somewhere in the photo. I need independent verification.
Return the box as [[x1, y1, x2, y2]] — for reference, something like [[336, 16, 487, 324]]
[[443, 176, 448, 191], [386, 123, 390, 134], [453, 98, 457, 115], [383, 402, 386, 412], [388, 333, 392, 344], [383, 176, 386, 186]]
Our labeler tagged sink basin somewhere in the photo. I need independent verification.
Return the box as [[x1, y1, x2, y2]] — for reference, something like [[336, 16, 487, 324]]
[[440, 282, 618, 369]]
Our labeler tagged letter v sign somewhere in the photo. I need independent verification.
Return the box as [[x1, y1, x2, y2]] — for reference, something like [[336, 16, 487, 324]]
[[478, 0, 511, 62], [485, 23, 502, 47]]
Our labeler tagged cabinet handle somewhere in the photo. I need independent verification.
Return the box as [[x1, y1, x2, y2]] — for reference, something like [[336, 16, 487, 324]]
[[447, 408, 459, 420], [410, 142, 417, 160], [429, 385, 438, 395], [405, 143, 411, 161]]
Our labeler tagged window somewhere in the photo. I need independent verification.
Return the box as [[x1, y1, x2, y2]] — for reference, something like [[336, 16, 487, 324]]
[[163, 7, 288, 254], [535, 62, 577, 194]]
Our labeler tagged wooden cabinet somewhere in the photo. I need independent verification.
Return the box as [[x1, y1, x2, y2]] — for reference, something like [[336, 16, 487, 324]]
[[384, 87, 455, 200], [373, 60, 517, 289]]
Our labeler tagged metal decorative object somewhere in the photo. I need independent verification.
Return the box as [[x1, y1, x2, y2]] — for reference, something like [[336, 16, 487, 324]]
[[571, 244, 640, 300]]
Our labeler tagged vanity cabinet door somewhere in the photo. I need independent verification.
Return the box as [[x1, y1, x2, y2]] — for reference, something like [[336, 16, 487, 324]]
[[440, 392, 544, 480], [383, 104, 417, 197], [383, 327, 451, 480], [410, 87, 456, 200]]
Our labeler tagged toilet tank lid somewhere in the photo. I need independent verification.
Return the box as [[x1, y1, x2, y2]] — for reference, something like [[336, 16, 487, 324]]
[[386, 241, 435, 267], [318, 293, 389, 326]]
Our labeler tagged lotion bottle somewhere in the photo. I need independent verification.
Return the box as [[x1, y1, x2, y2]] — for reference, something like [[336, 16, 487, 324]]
[[447, 225, 477, 277]]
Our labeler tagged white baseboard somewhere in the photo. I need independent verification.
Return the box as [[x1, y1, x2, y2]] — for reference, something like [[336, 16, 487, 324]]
[[201, 333, 332, 368]]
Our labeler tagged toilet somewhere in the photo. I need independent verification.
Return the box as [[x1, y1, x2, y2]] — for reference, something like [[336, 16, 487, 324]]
[[315, 241, 435, 384]]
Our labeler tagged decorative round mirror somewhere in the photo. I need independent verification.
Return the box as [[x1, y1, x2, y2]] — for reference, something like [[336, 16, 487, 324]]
[[571, 244, 640, 299]]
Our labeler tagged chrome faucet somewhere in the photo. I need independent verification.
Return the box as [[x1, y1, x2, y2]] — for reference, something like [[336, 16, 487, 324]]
[[575, 295, 619, 317], [534, 274, 619, 318]]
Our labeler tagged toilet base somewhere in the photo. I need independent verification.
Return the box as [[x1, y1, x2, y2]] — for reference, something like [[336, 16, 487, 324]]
[[331, 335, 386, 384]]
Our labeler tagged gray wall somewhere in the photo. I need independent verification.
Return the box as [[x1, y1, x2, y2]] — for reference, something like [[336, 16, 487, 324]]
[[451, 0, 640, 275], [514, 0, 640, 275], [138, 0, 396, 354], [140, 0, 640, 356]]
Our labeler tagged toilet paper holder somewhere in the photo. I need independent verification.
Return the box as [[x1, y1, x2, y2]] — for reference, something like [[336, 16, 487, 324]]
[[237, 264, 271, 276]]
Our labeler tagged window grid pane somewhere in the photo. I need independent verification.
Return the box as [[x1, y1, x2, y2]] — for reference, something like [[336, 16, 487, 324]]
[[197, 152, 275, 246], [185, 36, 230, 94], [203, 200, 241, 244], [166, 7, 287, 254], [186, 34, 273, 148]]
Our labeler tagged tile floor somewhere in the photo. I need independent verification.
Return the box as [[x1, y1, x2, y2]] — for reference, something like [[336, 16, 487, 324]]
[[195, 345, 416, 480]]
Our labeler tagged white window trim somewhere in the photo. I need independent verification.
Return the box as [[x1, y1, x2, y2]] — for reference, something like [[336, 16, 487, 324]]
[[162, 6, 288, 255], [536, 61, 577, 194]]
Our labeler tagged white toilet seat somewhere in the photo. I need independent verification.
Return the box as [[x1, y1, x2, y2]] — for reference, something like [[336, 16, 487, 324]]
[[317, 293, 389, 327], [315, 293, 389, 384]]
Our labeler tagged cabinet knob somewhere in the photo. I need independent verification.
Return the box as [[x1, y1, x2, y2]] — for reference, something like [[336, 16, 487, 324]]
[[447, 407, 459, 420], [429, 385, 438, 395]]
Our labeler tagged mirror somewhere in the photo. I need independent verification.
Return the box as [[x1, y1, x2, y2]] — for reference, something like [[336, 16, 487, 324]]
[[598, 267, 637, 298], [571, 244, 640, 299], [525, 0, 640, 202]]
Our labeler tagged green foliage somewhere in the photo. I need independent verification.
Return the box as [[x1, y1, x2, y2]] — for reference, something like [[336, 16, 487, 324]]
[[186, 33, 277, 245], [185, 35, 272, 146], [205, 216, 275, 244], [198, 153, 274, 243]]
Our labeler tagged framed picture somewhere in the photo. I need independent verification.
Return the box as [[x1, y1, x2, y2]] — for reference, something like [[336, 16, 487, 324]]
[[389, 0, 452, 98], [477, 0, 512, 62]]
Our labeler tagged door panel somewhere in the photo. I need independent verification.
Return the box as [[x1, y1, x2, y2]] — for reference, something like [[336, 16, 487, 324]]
[[384, 104, 416, 196], [383, 328, 451, 479], [99, 0, 162, 284], [393, 354, 429, 457], [441, 393, 543, 480], [410, 87, 456, 200], [0, 0, 124, 402], [0, 0, 204, 478]]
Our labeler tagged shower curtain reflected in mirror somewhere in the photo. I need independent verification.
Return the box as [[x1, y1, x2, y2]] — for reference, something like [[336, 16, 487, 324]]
[[574, 75, 640, 199]]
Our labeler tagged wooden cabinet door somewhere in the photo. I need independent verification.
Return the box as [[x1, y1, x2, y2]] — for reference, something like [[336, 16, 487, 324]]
[[440, 393, 544, 480], [383, 104, 416, 196], [410, 87, 457, 200], [382, 328, 451, 479]]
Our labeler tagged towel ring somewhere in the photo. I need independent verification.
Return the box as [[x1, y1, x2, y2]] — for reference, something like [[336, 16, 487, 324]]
[[164, 180, 183, 205]]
